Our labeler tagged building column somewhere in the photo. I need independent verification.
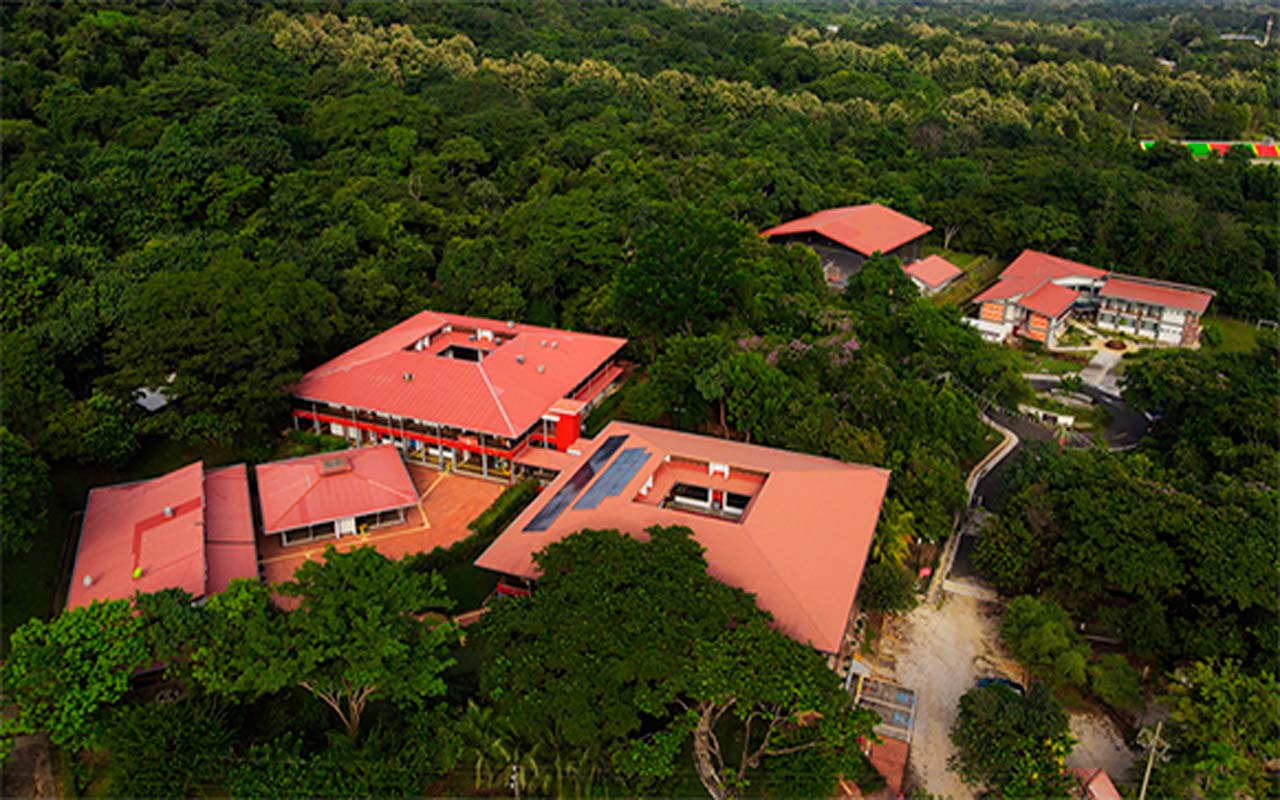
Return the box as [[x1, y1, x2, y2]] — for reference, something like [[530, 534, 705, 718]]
[[480, 433, 488, 478]]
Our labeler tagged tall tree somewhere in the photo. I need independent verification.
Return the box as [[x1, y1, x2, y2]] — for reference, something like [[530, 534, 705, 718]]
[[191, 548, 457, 742], [1, 600, 150, 756], [611, 201, 748, 350], [106, 248, 340, 447], [950, 682, 1076, 799], [476, 527, 877, 799]]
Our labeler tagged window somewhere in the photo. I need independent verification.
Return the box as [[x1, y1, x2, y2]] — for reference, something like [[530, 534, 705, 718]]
[[438, 345, 484, 362], [671, 483, 710, 505], [725, 492, 751, 515]]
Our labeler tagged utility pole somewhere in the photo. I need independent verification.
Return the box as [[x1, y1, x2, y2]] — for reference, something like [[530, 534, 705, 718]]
[[509, 763, 521, 800], [1137, 720, 1167, 800], [1128, 101, 1141, 140]]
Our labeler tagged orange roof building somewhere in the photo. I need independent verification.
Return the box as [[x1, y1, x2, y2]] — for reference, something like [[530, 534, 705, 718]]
[[970, 249, 1214, 348], [255, 444, 418, 546], [475, 422, 891, 654], [762, 204, 932, 288], [902, 254, 963, 296], [291, 311, 627, 482], [67, 462, 257, 608]]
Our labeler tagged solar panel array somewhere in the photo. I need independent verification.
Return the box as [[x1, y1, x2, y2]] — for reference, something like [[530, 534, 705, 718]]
[[523, 435, 628, 532], [574, 448, 650, 510]]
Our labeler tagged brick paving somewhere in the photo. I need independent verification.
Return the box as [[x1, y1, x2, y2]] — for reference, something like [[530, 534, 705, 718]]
[[258, 464, 505, 589]]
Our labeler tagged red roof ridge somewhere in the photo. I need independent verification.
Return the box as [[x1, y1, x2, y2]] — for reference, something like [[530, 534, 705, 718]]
[[1106, 271, 1217, 296], [476, 361, 517, 437]]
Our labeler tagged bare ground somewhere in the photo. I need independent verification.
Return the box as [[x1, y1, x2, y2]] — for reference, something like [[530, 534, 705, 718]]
[[880, 589, 1137, 797]]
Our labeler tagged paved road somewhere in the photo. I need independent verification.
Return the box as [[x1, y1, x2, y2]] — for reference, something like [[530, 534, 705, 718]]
[[1026, 377, 1149, 450]]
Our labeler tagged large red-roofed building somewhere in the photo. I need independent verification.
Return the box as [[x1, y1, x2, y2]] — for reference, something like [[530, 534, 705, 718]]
[[762, 204, 932, 288], [291, 311, 627, 482], [67, 462, 258, 608], [971, 249, 1214, 347], [475, 422, 891, 656]]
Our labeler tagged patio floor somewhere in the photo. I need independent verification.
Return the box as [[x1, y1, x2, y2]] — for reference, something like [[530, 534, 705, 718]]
[[258, 464, 506, 590]]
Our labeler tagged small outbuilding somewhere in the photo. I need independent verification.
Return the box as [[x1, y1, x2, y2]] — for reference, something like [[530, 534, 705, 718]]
[[255, 444, 419, 547]]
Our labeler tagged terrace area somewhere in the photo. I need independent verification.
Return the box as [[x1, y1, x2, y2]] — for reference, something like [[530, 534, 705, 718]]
[[258, 462, 505, 588]]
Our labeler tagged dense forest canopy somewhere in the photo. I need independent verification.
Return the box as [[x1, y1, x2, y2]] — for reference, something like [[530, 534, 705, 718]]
[[2, 1, 1278, 797]]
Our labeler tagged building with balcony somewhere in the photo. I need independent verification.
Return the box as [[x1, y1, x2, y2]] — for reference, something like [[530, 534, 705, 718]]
[[761, 204, 932, 288], [290, 311, 627, 482], [969, 250, 1214, 347], [475, 421, 891, 657], [1096, 276, 1214, 346], [66, 462, 257, 608]]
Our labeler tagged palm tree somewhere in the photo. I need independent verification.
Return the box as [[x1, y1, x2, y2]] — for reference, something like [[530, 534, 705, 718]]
[[871, 499, 916, 568]]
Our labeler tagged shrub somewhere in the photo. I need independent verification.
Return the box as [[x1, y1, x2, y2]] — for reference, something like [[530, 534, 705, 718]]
[[858, 561, 919, 615], [1089, 653, 1143, 711], [1000, 596, 1090, 691], [104, 697, 232, 798], [280, 429, 348, 458]]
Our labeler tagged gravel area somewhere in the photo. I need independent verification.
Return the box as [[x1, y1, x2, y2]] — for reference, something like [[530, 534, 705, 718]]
[[881, 592, 1137, 797]]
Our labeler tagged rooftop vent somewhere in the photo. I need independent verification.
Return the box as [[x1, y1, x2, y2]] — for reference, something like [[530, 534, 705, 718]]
[[163, 505, 174, 519], [507, 320, 516, 329], [403, 372, 413, 381], [537, 365, 546, 374], [321, 456, 352, 476], [540, 339, 547, 347], [516, 355, 525, 364], [82, 574, 93, 587], [551, 340, 558, 349]]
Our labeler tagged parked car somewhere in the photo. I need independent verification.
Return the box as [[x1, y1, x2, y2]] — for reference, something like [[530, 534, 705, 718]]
[[977, 676, 1026, 696]]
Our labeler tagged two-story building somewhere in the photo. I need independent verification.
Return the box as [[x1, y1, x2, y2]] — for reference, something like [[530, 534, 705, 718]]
[[290, 312, 627, 482], [969, 250, 1215, 347], [761, 204, 932, 288], [1096, 276, 1214, 346]]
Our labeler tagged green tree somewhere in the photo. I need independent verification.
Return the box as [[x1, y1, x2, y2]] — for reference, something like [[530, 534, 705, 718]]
[[858, 561, 918, 615], [103, 697, 232, 798], [1147, 660, 1280, 800], [0, 600, 150, 756], [106, 248, 340, 447], [476, 527, 877, 799], [0, 427, 50, 555], [612, 202, 748, 347], [1000, 596, 1090, 691], [1088, 654, 1142, 712], [950, 682, 1076, 799], [192, 549, 456, 742]]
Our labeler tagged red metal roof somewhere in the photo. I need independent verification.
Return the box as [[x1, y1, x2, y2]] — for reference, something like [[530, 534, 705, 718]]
[[1099, 275, 1214, 314], [475, 423, 890, 654], [67, 461, 258, 608], [1070, 768, 1123, 800], [255, 444, 418, 534], [203, 465, 258, 594], [903, 255, 963, 288], [1018, 281, 1080, 318], [761, 204, 932, 257], [973, 249, 1106, 304], [292, 312, 627, 439]]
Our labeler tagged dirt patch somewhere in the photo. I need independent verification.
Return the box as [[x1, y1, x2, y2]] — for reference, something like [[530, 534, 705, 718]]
[[879, 593, 1020, 799], [0, 733, 57, 798], [1067, 712, 1135, 781]]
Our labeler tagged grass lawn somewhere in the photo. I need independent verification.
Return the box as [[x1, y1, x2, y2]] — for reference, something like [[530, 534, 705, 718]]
[[1010, 348, 1088, 375], [1203, 315, 1260, 353], [1, 437, 237, 654], [929, 251, 1008, 307]]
